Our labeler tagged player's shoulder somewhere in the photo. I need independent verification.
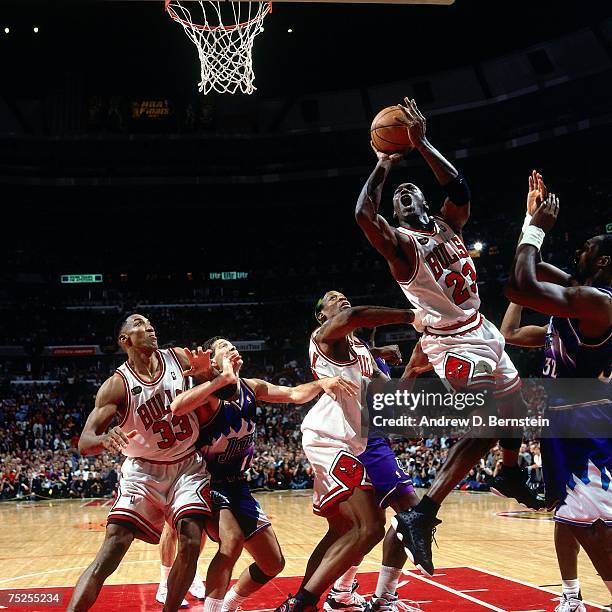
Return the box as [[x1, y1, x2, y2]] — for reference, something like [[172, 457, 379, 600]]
[[96, 373, 127, 405], [161, 346, 188, 369], [567, 284, 612, 303]]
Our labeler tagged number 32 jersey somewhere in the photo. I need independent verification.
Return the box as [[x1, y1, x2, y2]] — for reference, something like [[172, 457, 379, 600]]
[[115, 348, 199, 462], [396, 216, 480, 331]]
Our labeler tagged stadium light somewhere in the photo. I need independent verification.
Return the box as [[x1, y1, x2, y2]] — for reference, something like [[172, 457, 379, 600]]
[[33, 26, 39, 33], [4, 27, 9, 35], [474, 241, 483, 252], [287, 28, 293, 33]]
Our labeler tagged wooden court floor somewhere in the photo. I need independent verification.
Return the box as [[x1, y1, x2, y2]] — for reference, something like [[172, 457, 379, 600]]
[[0, 490, 608, 609]]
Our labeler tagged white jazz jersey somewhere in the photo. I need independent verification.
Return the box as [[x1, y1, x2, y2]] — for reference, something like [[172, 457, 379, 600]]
[[397, 216, 481, 331], [114, 348, 199, 462], [301, 330, 375, 454]]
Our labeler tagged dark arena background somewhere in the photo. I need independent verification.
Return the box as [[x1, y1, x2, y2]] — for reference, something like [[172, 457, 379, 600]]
[[1, 0, 611, 610]]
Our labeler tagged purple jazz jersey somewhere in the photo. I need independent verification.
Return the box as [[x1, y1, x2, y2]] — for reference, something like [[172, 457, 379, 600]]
[[359, 436, 414, 507]]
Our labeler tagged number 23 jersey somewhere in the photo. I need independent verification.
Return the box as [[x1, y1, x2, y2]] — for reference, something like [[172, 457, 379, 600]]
[[396, 216, 480, 331], [115, 348, 199, 462]]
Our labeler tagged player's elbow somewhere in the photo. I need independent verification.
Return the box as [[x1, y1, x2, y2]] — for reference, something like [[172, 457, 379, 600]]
[[78, 438, 91, 456]]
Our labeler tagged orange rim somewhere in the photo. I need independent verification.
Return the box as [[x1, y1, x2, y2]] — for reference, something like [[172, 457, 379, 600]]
[[165, 0, 272, 33]]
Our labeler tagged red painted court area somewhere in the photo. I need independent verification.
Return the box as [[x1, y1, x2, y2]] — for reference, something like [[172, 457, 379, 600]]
[[0, 568, 605, 611]]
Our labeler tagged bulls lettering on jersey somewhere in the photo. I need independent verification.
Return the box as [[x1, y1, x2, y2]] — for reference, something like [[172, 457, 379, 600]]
[[301, 331, 375, 453], [115, 348, 199, 462], [397, 216, 480, 331]]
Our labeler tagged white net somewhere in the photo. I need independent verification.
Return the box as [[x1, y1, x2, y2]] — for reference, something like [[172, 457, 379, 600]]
[[166, 0, 272, 95]]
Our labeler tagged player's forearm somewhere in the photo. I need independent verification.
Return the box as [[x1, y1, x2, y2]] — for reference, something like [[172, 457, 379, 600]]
[[78, 431, 106, 456], [287, 380, 328, 404], [171, 375, 232, 415], [506, 245, 540, 302], [345, 306, 416, 329], [356, 161, 391, 219], [499, 302, 524, 340], [414, 139, 458, 187]]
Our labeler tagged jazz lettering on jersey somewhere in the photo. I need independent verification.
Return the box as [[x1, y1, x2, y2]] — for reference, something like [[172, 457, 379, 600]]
[[217, 433, 256, 464]]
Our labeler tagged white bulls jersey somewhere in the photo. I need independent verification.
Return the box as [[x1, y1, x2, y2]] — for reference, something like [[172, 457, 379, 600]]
[[301, 330, 375, 454], [397, 216, 481, 332], [114, 348, 199, 462]]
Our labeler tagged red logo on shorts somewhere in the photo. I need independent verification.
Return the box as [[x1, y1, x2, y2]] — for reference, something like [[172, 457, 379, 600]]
[[331, 453, 365, 488], [444, 355, 472, 390]]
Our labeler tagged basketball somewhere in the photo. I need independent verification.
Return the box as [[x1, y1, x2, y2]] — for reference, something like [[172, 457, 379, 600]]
[[370, 106, 414, 155]]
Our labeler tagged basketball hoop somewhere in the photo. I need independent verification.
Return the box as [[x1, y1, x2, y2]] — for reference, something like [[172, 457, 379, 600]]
[[165, 0, 272, 95]]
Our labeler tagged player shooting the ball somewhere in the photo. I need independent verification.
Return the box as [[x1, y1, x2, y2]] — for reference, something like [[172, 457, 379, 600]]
[[355, 97, 541, 576]]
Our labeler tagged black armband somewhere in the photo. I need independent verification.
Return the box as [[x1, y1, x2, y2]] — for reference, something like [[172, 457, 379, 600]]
[[443, 174, 470, 206]]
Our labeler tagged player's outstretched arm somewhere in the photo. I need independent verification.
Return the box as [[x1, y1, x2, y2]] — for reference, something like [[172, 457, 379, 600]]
[[500, 302, 547, 348], [506, 195, 609, 326], [244, 376, 359, 404], [79, 375, 137, 456], [397, 97, 470, 233], [355, 145, 402, 261], [319, 306, 416, 342], [522, 170, 573, 287]]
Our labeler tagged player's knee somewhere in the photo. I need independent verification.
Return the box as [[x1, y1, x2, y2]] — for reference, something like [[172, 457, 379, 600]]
[[176, 521, 203, 558], [105, 524, 134, 555], [220, 531, 244, 560], [354, 518, 385, 549], [249, 557, 284, 583]]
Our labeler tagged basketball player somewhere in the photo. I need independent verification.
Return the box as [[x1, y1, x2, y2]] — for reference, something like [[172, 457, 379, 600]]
[[275, 292, 420, 612], [66, 313, 216, 612], [161, 336, 358, 612], [323, 325, 431, 612], [355, 97, 540, 576], [504, 192, 612, 612]]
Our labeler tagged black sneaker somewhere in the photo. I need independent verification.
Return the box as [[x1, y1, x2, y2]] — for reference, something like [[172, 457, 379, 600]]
[[275, 595, 318, 612], [490, 465, 546, 510], [391, 509, 441, 577]]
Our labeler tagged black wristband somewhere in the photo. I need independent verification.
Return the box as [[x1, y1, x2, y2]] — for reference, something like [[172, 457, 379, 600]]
[[443, 174, 471, 206]]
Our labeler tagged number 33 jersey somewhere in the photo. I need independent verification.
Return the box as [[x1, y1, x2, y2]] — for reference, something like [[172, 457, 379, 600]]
[[115, 348, 199, 462], [396, 216, 480, 332]]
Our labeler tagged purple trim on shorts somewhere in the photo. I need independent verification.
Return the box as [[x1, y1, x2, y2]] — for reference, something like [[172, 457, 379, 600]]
[[378, 480, 415, 509], [359, 437, 414, 508]]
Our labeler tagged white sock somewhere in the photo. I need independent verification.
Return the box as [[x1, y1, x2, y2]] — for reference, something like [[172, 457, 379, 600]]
[[160, 565, 172, 588], [334, 566, 359, 592], [375, 565, 403, 598], [204, 597, 225, 612], [223, 586, 248, 611], [562, 578, 580, 599], [604, 579, 612, 596]]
